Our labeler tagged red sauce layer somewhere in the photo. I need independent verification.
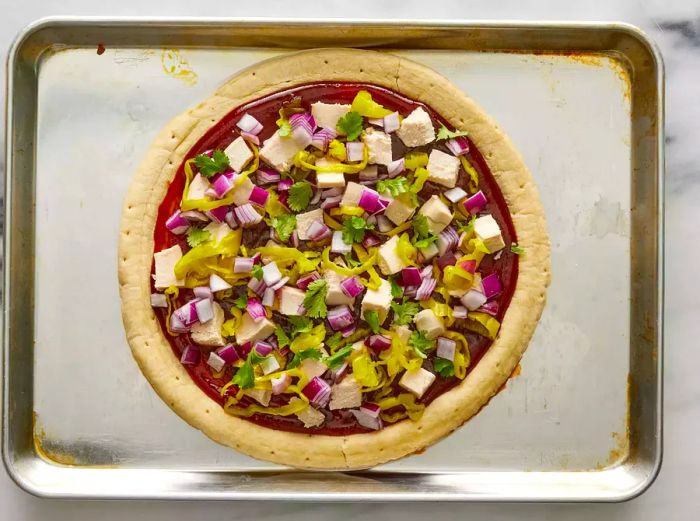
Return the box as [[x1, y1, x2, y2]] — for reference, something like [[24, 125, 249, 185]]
[[152, 82, 519, 435]]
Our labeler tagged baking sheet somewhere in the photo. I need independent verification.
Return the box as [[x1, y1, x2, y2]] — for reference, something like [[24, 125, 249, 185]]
[[3, 18, 663, 500]]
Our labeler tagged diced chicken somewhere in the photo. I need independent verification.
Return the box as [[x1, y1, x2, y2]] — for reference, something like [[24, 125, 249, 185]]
[[473, 214, 506, 253], [419, 242, 439, 262], [413, 309, 445, 340], [235, 313, 276, 345], [399, 368, 436, 398], [377, 235, 405, 275], [396, 107, 435, 147], [426, 149, 460, 188], [153, 245, 184, 289], [277, 286, 305, 316], [385, 197, 415, 225], [203, 221, 232, 243], [311, 102, 351, 130], [301, 357, 328, 380], [316, 157, 341, 169], [296, 208, 325, 240], [187, 173, 210, 200], [418, 195, 452, 235], [361, 278, 392, 322], [230, 175, 255, 206], [260, 355, 281, 375], [260, 130, 304, 172], [359, 165, 378, 180], [291, 397, 326, 428], [340, 182, 365, 207], [323, 269, 355, 306], [394, 325, 412, 344], [329, 375, 362, 410], [223, 136, 253, 172], [191, 302, 225, 347], [245, 388, 272, 407], [207, 351, 226, 372], [362, 128, 393, 166], [316, 172, 346, 188]]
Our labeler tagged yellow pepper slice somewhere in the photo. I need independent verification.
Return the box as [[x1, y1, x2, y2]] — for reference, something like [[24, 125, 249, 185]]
[[330, 206, 365, 217], [321, 246, 378, 276], [378, 393, 425, 422], [465, 312, 501, 340], [459, 155, 479, 192], [350, 90, 393, 118], [294, 146, 368, 174]]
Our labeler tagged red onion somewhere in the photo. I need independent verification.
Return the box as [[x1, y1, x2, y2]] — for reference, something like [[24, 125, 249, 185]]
[[400, 267, 422, 286], [262, 287, 275, 307], [193, 286, 213, 301], [444, 187, 467, 203], [180, 345, 200, 365], [322, 187, 343, 198], [248, 186, 269, 208], [257, 168, 280, 185], [436, 337, 457, 361], [205, 205, 229, 224], [302, 377, 332, 407], [320, 195, 342, 210], [327, 305, 355, 331], [437, 252, 458, 271], [271, 373, 292, 395], [236, 113, 263, 135], [452, 305, 468, 319], [352, 403, 382, 430], [367, 117, 384, 128], [247, 277, 266, 296], [366, 334, 392, 352], [310, 128, 337, 151], [180, 210, 209, 222], [233, 204, 263, 227], [307, 220, 331, 241], [270, 276, 290, 291], [240, 131, 260, 146], [209, 274, 232, 292], [207, 351, 226, 372], [174, 300, 199, 327], [358, 188, 380, 213], [238, 342, 253, 358], [359, 166, 378, 181], [461, 289, 487, 311], [290, 113, 315, 148], [459, 259, 477, 274], [309, 187, 322, 206], [361, 232, 382, 249], [481, 273, 503, 299], [387, 158, 405, 178], [341, 323, 356, 337], [437, 226, 459, 256], [277, 179, 293, 191], [247, 298, 267, 322], [446, 136, 470, 156], [194, 298, 214, 324], [376, 215, 393, 232], [463, 190, 488, 214], [479, 300, 500, 316], [208, 171, 235, 199], [150, 293, 168, 308], [420, 265, 433, 279], [169, 313, 189, 333], [234, 257, 254, 274], [291, 230, 300, 248], [217, 344, 240, 364], [340, 276, 364, 298], [374, 197, 391, 215], [261, 262, 282, 286], [383, 112, 400, 133], [277, 191, 289, 209], [225, 210, 238, 229], [296, 272, 321, 290], [331, 362, 349, 382], [253, 340, 274, 357], [416, 277, 436, 301], [165, 210, 190, 235], [346, 142, 365, 162], [331, 231, 352, 254], [366, 214, 377, 226], [403, 285, 418, 298]]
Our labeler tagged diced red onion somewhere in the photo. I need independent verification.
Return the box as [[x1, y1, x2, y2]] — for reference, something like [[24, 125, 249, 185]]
[[461, 289, 487, 311], [234, 257, 254, 274], [205, 205, 230, 224], [359, 167, 378, 181], [320, 195, 342, 210], [193, 286, 213, 301], [327, 305, 355, 331], [444, 187, 468, 203], [331, 231, 352, 254], [358, 188, 380, 213], [180, 210, 209, 222], [340, 276, 364, 298], [225, 210, 238, 229], [310, 128, 337, 151], [452, 305, 468, 319], [400, 267, 422, 286], [437, 252, 458, 271], [234, 204, 263, 227], [290, 113, 314, 147], [165, 210, 190, 235], [374, 197, 391, 216], [169, 313, 189, 333], [376, 215, 393, 232], [446, 136, 470, 156], [236, 113, 264, 135], [262, 262, 282, 286], [366, 334, 392, 352], [403, 285, 418, 298], [383, 112, 400, 133], [194, 298, 214, 324], [309, 187, 322, 206], [437, 226, 459, 256], [180, 345, 200, 365], [346, 142, 365, 162], [459, 259, 477, 274], [321, 187, 343, 198], [240, 131, 260, 146], [262, 287, 275, 306], [150, 293, 168, 308], [436, 337, 457, 361], [201, 149, 214, 157], [361, 232, 382, 249], [352, 403, 382, 430], [208, 170, 235, 199], [307, 220, 331, 241], [174, 300, 199, 327], [208, 274, 232, 293], [249, 186, 269, 208], [479, 300, 500, 316], [217, 344, 240, 364], [270, 276, 290, 291], [257, 168, 280, 185], [297, 304, 307, 315], [277, 191, 289, 209], [302, 376, 332, 407], [416, 277, 436, 301], [290, 230, 300, 248], [277, 179, 293, 191], [238, 342, 253, 358], [481, 273, 503, 299], [463, 190, 488, 214], [247, 298, 267, 322], [366, 214, 378, 226], [207, 351, 226, 372], [340, 323, 356, 337], [367, 117, 384, 128], [253, 340, 274, 357], [420, 265, 433, 279], [331, 362, 349, 382], [293, 273, 319, 293], [247, 277, 266, 296], [271, 373, 292, 395], [387, 158, 405, 178]]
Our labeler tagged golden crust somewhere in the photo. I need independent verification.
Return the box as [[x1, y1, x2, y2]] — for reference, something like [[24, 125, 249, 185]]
[[118, 48, 550, 470]]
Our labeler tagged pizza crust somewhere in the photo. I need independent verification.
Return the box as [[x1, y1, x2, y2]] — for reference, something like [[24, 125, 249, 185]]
[[118, 48, 550, 470]]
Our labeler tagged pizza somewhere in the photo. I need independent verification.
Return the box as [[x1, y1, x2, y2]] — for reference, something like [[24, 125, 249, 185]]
[[118, 48, 550, 470]]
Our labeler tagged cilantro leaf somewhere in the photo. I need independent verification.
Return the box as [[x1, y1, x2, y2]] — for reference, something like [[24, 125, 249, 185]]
[[336, 111, 364, 141], [233, 293, 248, 310], [342, 216, 374, 245], [325, 345, 354, 370], [364, 310, 381, 334], [414, 235, 438, 249], [436, 123, 469, 141], [231, 360, 255, 389], [511, 243, 525, 255], [271, 213, 297, 242], [433, 357, 455, 378], [412, 214, 432, 240], [287, 181, 313, 212], [275, 328, 290, 348], [288, 316, 313, 336], [377, 176, 410, 197], [287, 348, 322, 369], [251, 264, 263, 280], [326, 332, 343, 349], [390, 277, 403, 298], [193, 149, 230, 178], [303, 279, 328, 319], [186, 228, 211, 247], [344, 255, 362, 268], [249, 349, 270, 366], [390, 300, 420, 326], [457, 215, 477, 235], [409, 330, 435, 359]]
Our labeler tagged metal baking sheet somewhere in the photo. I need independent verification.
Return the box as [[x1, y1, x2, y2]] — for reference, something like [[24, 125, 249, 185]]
[[2, 18, 663, 501]]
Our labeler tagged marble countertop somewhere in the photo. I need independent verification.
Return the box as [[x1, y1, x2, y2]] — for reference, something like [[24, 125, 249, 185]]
[[1, 0, 695, 519]]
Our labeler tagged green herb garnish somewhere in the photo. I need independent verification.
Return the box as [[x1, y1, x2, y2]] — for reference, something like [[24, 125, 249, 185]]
[[193, 149, 230, 178], [325, 345, 354, 370], [433, 357, 455, 378], [251, 264, 264, 280], [275, 328, 290, 348], [390, 277, 403, 298], [377, 176, 409, 197], [271, 213, 297, 242], [287, 181, 313, 212], [390, 300, 421, 326], [287, 348, 322, 369], [335, 111, 364, 141], [436, 123, 469, 141], [364, 310, 381, 334], [342, 216, 374, 245], [326, 332, 344, 349], [233, 293, 248, 310], [511, 243, 525, 255], [288, 316, 313, 336], [409, 330, 434, 359], [186, 227, 210, 248], [303, 279, 329, 319], [276, 109, 292, 137]]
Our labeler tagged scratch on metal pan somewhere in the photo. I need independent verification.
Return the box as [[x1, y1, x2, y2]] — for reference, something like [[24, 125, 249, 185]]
[[161, 49, 198, 86]]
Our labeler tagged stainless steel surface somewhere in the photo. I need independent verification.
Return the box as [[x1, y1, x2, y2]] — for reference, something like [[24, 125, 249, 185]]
[[2, 17, 664, 501]]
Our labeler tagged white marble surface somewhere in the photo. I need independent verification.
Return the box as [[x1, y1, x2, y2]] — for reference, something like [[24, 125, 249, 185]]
[[1, 0, 697, 518]]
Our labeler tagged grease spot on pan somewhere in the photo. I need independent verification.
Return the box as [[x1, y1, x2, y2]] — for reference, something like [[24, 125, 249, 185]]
[[161, 49, 198, 86]]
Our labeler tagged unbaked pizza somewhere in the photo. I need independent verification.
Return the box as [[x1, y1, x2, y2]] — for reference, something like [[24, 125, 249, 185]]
[[118, 49, 550, 469]]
